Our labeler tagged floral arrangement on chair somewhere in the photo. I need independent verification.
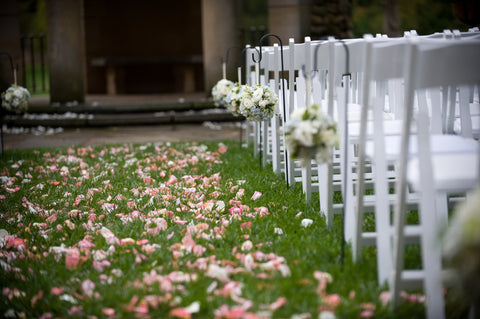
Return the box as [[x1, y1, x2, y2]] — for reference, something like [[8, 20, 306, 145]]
[[284, 103, 339, 167], [1, 84, 30, 114], [211, 79, 235, 107], [238, 84, 277, 121], [443, 187, 480, 309], [225, 83, 245, 116]]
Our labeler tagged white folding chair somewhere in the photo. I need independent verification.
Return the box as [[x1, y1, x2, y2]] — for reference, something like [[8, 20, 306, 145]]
[[391, 39, 480, 319]]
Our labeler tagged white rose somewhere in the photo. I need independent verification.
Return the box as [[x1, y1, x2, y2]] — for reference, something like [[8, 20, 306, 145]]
[[252, 87, 263, 101], [322, 129, 339, 147], [295, 124, 316, 147], [242, 98, 253, 109], [291, 107, 306, 120], [4, 92, 12, 101], [14, 89, 23, 98]]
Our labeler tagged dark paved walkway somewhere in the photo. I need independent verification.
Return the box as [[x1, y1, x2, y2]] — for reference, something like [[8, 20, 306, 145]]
[[2, 122, 244, 151], [2, 93, 245, 151]]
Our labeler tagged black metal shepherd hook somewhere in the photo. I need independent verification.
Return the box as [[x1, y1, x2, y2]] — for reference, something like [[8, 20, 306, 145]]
[[253, 33, 289, 188], [238, 46, 260, 83], [224, 46, 242, 68], [0, 52, 16, 84]]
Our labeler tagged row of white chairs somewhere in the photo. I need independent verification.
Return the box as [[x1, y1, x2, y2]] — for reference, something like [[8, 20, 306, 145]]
[[237, 28, 480, 319]]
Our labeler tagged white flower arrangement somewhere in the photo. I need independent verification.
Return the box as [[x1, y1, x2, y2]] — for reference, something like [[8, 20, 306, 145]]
[[284, 104, 339, 167], [443, 187, 480, 307], [225, 83, 245, 116], [1, 84, 30, 114], [238, 84, 277, 121], [211, 79, 235, 107]]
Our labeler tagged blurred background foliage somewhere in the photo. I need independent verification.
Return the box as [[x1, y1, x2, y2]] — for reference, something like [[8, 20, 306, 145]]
[[241, 0, 475, 39], [18, 0, 47, 35], [352, 0, 472, 37], [18, 0, 476, 39]]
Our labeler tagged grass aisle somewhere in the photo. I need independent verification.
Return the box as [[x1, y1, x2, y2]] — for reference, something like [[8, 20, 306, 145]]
[[0, 141, 457, 318]]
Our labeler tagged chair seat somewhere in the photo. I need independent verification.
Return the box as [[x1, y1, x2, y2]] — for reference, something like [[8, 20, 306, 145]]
[[349, 119, 405, 139], [407, 152, 479, 192], [331, 103, 394, 123], [365, 134, 478, 161]]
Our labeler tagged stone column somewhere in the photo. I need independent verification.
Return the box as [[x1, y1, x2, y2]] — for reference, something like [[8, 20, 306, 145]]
[[46, 0, 85, 104], [268, 0, 312, 44], [0, 0, 22, 93], [201, 0, 242, 95]]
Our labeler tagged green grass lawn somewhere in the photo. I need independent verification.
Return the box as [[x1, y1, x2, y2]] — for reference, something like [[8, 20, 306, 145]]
[[0, 141, 470, 318]]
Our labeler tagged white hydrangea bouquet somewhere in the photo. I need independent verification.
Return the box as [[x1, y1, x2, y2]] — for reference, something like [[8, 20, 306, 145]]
[[238, 84, 277, 121], [443, 187, 480, 307], [211, 79, 235, 107], [284, 103, 339, 167], [225, 82, 245, 116], [1, 84, 30, 114]]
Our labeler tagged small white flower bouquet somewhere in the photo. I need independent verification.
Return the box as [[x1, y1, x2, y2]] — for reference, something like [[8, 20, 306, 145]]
[[225, 83, 245, 116], [211, 79, 235, 107], [1, 84, 30, 114], [238, 84, 277, 121], [285, 104, 339, 166], [443, 187, 480, 307]]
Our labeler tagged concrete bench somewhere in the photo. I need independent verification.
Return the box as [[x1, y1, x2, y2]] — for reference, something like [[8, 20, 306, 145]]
[[90, 55, 203, 95]]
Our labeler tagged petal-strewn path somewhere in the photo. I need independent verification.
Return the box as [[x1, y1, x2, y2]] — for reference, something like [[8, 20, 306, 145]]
[[0, 141, 434, 318]]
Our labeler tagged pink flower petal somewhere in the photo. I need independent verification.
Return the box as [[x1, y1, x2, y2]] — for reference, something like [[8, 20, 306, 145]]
[[269, 297, 287, 311], [102, 308, 115, 316], [169, 307, 191, 318], [251, 191, 262, 201], [218, 145, 228, 154]]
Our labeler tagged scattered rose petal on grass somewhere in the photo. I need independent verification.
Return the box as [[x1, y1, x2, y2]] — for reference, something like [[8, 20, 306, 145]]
[[50, 287, 64, 295], [170, 307, 192, 318], [301, 218, 313, 227], [39, 313, 53, 319], [359, 310, 374, 318], [318, 311, 336, 319], [218, 145, 228, 154], [379, 291, 390, 306], [120, 238, 135, 245], [241, 240, 253, 251], [269, 297, 287, 311], [274, 228, 284, 235], [184, 301, 200, 314], [251, 191, 262, 200], [81, 279, 95, 298], [31, 290, 43, 308], [324, 294, 341, 307], [240, 222, 252, 231], [102, 308, 115, 316]]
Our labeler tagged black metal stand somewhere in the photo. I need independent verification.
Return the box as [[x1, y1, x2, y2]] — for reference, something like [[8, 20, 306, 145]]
[[252, 33, 289, 187]]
